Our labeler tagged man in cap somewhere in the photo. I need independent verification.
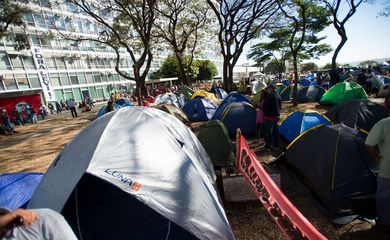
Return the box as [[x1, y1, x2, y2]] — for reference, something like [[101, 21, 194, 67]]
[[262, 82, 281, 151]]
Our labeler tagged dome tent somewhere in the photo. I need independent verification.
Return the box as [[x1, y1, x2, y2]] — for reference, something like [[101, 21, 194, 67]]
[[213, 92, 252, 120], [220, 102, 256, 136], [28, 107, 235, 240], [153, 104, 189, 123], [279, 110, 331, 143], [97, 103, 121, 118], [298, 85, 326, 103], [325, 99, 388, 132], [215, 87, 228, 99], [280, 85, 303, 101], [320, 82, 367, 105], [299, 78, 311, 87], [191, 90, 220, 105], [155, 93, 181, 107], [179, 86, 195, 99], [114, 97, 132, 106], [183, 97, 218, 121], [286, 124, 377, 218]]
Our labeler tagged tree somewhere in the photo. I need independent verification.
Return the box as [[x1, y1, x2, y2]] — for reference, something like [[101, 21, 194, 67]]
[[358, 60, 378, 67], [300, 62, 318, 71], [279, 0, 331, 106], [196, 60, 218, 80], [160, 55, 179, 78], [206, 0, 279, 92], [322, 62, 339, 69], [322, 0, 364, 84], [155, 0, 209, 85], [264, 59, 286, 74], [62, 0, 157, 105]]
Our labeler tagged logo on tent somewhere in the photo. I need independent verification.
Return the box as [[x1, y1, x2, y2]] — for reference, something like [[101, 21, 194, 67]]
[[104, 169, 141, 192]]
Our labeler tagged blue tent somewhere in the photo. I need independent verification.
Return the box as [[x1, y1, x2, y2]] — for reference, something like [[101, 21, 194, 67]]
[[114, 98, 131, 106], [183, 97, 218, 121], [299, 78, 312, 87], [0, 172, 43, 210], [215, 88, 228, 99], [310, 80, 317, 86], [97, 103, 121, 118], [221, 102, 256, 136], [384, 76, 390, 84], [213, 92, 252, 120], [282, 79, 291, 86], [279, 110, 331, 143], [298, 85, 326, 103]]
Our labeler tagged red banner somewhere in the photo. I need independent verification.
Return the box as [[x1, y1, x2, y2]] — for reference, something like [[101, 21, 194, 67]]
[[0, 94, 42, 119], [236, 134, 326, 240]]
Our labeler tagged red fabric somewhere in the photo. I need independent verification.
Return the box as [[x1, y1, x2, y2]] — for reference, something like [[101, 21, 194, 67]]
[[265, 116, 278, 122], [0, 94, 42, 119], [237, 134, 326, 240]]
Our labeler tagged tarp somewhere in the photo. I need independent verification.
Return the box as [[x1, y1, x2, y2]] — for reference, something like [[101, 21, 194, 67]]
[[191, 90, 220, 105], [215, 88, 228, 99], [213, 93, 252, 120], [97, 103, 121, 118], [237, 134, 326, 240], [279, 110, 331, 143], [286, 124, 378, 218], [320, 82, 368, 105], [298, 85, 326, 103], [0, 172, 43, 210], [28, 107, 235, 240], [325, 99, 388, 132], [197, 120, 235, 167], [221, 102, 256, 136], [183, 97, 218, 121], [153, 104, 189, 123]]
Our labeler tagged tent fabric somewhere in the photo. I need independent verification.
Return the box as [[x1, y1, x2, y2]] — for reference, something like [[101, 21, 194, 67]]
[[275, 83, 287, 94], [180, 86, 195, 99], [28, 107, 234, 240], [378, 83, 390, 98], [299, 78, 311, 87], [97, 103, 121, 117], [251, 81, 267, 94], [114, 98, 131, 106], [215, 88, 228, 99], [191, 90, 220, 105], [384, 76, 390, 84], [0, 172, 43, 210], [183, 97, 218, 121], [320, 82, 368, 105], [298, 85, 326, 103], [213, 93, 252, 120], [280, 85, 303, 101], [282, 79, 291, 86], [253, 88, 266, 105], [197, 120, 235, 167], [221, 102, 256, 136], [286, 124, 378, 218], [279, 110, 331, 143], [325, 99, 388, 132], [153, 104, 189, 123], [155, 93, 182, 108], [237, 83, 249, 94]]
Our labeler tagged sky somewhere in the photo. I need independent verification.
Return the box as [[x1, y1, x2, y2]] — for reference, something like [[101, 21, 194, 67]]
[[237, 1, 390, 67]]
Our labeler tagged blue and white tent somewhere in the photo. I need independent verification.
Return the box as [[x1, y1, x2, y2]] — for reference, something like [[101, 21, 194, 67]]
[[28, 107, 235, 240], [183, 97, 218, 121]]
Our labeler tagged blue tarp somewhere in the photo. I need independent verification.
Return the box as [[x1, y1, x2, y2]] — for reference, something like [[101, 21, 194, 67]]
[[0, 172, 43, 210], [114, 98, 132, 106], [221, 102, 256, 136], [279, 110, 331, 142], [183, 97, 218, 121], [97, 103, 121, 118], [213, 93, 252, 120]]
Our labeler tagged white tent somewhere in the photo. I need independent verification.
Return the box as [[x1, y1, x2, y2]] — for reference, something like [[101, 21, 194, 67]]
[[28, 107, 235, 240]]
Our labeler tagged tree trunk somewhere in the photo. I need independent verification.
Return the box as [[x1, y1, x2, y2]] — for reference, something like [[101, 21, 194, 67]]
[[292, 54, 299, 106], [175, 53, 189, 85], [223, 59, 230, 92], [330, 34, 347, 85], [134, 68, 144, 106], [228, 62, 234, 92]]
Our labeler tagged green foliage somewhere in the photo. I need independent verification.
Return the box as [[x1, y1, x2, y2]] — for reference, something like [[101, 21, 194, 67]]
[[300, 62, 318, 71], [196, 60, 218, 80], [0, 0, 30, 37], [264, 59, 286, 74], [322, 62, 339, 69], [160, 55, 179, 78], [359, 60, 378, 67]]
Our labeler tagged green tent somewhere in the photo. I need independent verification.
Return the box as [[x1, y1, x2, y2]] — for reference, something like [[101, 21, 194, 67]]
[[197, 120, 235, 167], [280, 85, 303, 101], [276, 83, 287, 94], [253, 87, 266, 105], [320, 82, 368, 105], [180, 86, 195, 99], [153, 104, 189, 123]]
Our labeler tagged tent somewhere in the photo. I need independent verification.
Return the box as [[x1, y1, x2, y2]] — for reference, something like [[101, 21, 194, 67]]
[[325, 99, 388, 132], [197, 120, 235, 167], [191, 90, 220, 105], [384, 76, 390, 84], [97, 103, 121, 117], [179, 86, 195, 99], [285, 124, 377, 217], [0, 172, 43, 210], [251, 81, 267, 94], [279, 110, 331, 143], [378, 83, 390, 98], [237, 83, 249, 94], [298, 85, 326, 103], [275, 83, 287, 94], [213, 93, 252, 120], [282, 79, 291, 86], [220, 101, 257, 136], [215, 87, 228, 99], [320, 82, 367, 105], [252, 72, 266, 78], [153, 104, 189, 123], [28, 107, 235, 240], [299, 78, 311, 87], [183, 97, 218, 121], [280, 85, 303, 101], [114, 98, 132, 106], [155, 93, 181, 107]]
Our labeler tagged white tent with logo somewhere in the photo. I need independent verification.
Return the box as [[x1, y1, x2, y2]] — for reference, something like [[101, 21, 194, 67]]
[[28, 107, 235, 240]]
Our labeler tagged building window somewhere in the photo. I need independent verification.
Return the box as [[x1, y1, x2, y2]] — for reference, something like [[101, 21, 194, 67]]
[[100, 73, 108, 82], [55, 57, 66, 69], [49, 73, 61, 87], [60, 73, 71, 86], [22, 56, 35, 69], [0, 53, 12, 70], [85, 73, 94, 84], [3, 74, 17, 90], [28, 73, 41, 88], [15, 73, 30, 89], [33, 13, 46, 28], [46, 56, 57, 70], [70, 74, 79, 85], [55, 89, 64, 101], [93, 73, 101, 83], [9, 55, 23, 69], [73, 88, 82, 101], [88, 86, 97, 98], [78, 73, 87, 84], [24, 12, 35, 26]]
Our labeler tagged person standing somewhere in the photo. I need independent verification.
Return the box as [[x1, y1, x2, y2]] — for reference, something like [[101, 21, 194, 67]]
[[357, 69, 367, 87], [256, 89, 266, 142], [365, 117, 390, 232], [39, 105, 46, 120], [55, 101, 62, 114], [47, 103, 54, 115], [364, 69, 374, 95], [67, 99, 78, 118], [30, 107, 38, 124], [1, 110, 15, 133], [262, 83, 282, 151], [13, 107, 24, 126]]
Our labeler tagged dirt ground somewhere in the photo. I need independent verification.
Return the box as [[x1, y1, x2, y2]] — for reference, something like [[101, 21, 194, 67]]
[[0, 99, 388, 239]]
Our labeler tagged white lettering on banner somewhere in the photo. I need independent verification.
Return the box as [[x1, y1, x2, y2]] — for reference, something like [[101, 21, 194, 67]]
[[31, 47, 56, 102]]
